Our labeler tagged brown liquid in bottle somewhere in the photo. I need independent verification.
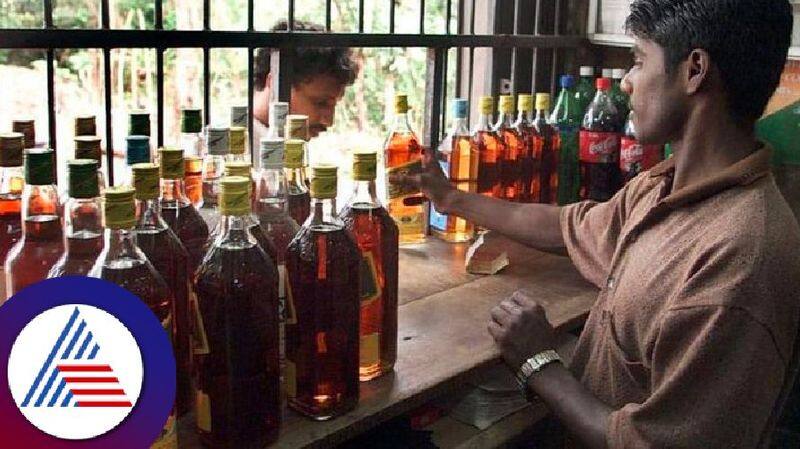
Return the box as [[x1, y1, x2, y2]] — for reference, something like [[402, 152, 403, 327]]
[[473, 130, 503, 198], [385, 132, 426, 244], [288, 191, 310, 226], [497, 128, 522, 201], [7, 216, 64, 296], [161, 204, 209, 272]]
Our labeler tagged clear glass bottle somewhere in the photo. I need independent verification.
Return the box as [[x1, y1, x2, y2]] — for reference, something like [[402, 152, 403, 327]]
[[230, 105, 249, 157], [384, 94, 426, 245], [472, 96, 504, 199], [339, 152, 399, 381], [286, 165, 361, 420], [180, 108, 205, 158], [194, 176, 280, 447], [284, 140, 311, 226], [430, 99, 478, 243], [5, 149, 63, 300], [159, 148, 210, 273], [132, 162, 193, 417], [203, 127, 228, 207], [88, 186, 177, 448], [0, 133, 24, 301], [48, 159, 103, 277]]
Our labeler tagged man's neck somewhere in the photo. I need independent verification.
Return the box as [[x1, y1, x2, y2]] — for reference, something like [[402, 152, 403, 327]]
[[253, 90, 269, 127], [670, 103, 758, 191]]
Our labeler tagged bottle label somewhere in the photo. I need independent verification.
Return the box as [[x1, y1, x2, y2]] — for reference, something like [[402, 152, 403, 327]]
[[621, 137, 663, 174], [195, 390, 211, 433], [360, 333, 380, 368], [579, 131, 620, 163], [152, 414, 178, 448], [429, 160, 450, 232], [190, 287, 210, 355], [386, 159, 423, 199], [359, 253, 381, 303], [393, 210, 426, 236]]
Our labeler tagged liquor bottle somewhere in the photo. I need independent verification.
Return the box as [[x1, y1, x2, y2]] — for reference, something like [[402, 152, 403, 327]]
[[194, 176, 280, 447], [73, 136, 108, 191], [579, 77, 623, 202], [181, 108, 204, 157], [0, 134, 24, 300], [159, 148, 210, 273], [5, 149, 63, 299], [610, 69, 630, 128], [551, 75, 582, 205], [230, 105, 249, 155], [473, 96, 504, 198], [12, 119, 35, 149], [48, 160, 103, 277], [74, 115, 97, 137], [575, 66, 596, 115], [339, 152, 399, 381], [385, 94, 426, 245], [430, 99, 478, 242], [227, 127, 249, 164], [285, 115, 310, 183], [530, 93, 559, 205], [494, 95, 522, 201], [254, 138, 300, 397], [514, 94, 536, 203], [119, 135, 151, 186], [88, 186, 177, 448], [131, 162, 193, 417], [620, 111, 663, 183], [185, 155, 204, 209], [268, 102, 289, 140], [284, 140, 311, 225], [285, 165, 361, 420], [129, 110, 151, 136], [203, 127, 228, 207]]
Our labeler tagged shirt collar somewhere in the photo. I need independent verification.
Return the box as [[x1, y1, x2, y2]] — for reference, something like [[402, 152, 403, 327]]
[[649, 143, 773, 209]]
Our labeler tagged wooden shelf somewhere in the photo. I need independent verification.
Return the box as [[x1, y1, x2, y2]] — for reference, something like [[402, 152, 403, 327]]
[[588, 33, 634, 48]]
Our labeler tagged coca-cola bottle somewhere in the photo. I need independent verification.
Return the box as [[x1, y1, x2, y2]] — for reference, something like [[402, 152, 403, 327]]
[[579, 77, 622, 202], [620, 111, 664, 183]]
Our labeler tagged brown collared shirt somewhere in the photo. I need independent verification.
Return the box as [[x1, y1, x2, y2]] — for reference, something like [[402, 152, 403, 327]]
[[560, 146, 800, 448]]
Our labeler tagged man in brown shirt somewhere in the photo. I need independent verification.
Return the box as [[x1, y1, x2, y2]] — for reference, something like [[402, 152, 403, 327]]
[[393, 0, 800, 447]]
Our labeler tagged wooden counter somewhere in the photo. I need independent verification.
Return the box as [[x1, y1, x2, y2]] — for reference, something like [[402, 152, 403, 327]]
[[180, 232, 597, 448]]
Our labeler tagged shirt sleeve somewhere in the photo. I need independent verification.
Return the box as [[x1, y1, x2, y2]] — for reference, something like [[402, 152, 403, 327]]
[[607, 305, 787, 449]]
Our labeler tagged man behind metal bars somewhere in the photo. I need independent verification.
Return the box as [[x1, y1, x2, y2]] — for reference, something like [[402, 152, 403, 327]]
[[394, 0, 800, 447], [252, 20, 359, 143]]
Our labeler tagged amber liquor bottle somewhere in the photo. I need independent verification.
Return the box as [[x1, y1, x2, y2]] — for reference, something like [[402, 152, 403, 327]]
[[514, 94, 536, 203], [184, 155, 204, 209], [286, 165, 361, 420], [159, 148, 210, 273], [430, 99, 478, 243], [284, 139, 311, 225], [0, 134, 24, 300], [5, 149, 63, 299], [88, 186, 177, 448], [132, 162, 193, 417], [48, 160, 103, 277], [494, 95, 523, 201], [531, 93, 560, 205], [339, 152, 399, 380], [385, 94, 426, 245], [472, 96, 504, 198], [194, 176, 280, 448]]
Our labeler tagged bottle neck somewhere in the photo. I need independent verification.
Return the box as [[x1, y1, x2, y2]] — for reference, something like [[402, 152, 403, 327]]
[[286, 167, 307, 190], [22, 184, 60, 219], [495, 112, 515, 128], [256, 167, 291, 218], [347, 179, 380, 208], [476, 113, 494, 131], [65, 196, 102, 237], [160, 178, 190, 207], [392, 111, 412, 132], [450, 117, 470, 136], [517, 110, 534, 124], [534, 108, 548, 122], [214, 213, 256, 248], [309, 197, 340, 228], [135, 198, 168, 231], [102, 227, 144, 265]]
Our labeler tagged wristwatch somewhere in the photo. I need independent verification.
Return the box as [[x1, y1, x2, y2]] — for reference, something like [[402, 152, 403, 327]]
[[515, 349, 561, 397]]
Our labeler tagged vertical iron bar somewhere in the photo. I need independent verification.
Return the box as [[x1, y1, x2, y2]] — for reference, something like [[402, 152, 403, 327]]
[[101, 0, 113, 184], [203, 0, 210, 126], [531, 0, 542, 94], [467, 0, 475, 112], [155, 0, 162, 29], [204, 0, 210, 30], [441, 48, 449, 140], [420, 0, 425, 34], [390, 0, 396, 33], [358, 0, 365, 33], [156, 0, 164, 147], [454, 0, 463, 96], [44, 0, 53, 28], [446, 0, 452, 34], [44, 0, 55, 153], [424, 47, 445, 152], [550, 0, 563, 97], [248, 48, 254, 161], [510, 0, 521, 96], [326, 0, 332, 31], [288, 0, 295, 30], [248, 0, 254, 31]]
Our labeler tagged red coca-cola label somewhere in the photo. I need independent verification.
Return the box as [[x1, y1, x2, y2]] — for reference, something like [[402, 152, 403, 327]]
[[579, 131, 620, 163], [620, 136, 663, 174]]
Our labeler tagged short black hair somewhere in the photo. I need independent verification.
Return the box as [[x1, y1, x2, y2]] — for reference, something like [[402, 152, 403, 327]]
[[253, 20, 358, 91], [626, 0, 792, 123]]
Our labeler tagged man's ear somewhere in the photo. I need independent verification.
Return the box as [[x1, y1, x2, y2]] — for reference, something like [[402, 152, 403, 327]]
[[685, 49, 711, 96]]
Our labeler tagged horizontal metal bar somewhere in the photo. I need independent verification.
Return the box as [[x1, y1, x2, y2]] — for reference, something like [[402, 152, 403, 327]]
[[0, 29, 586, 49]]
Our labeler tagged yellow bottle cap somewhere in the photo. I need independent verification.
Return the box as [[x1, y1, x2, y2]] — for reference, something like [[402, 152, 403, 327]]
[[479, 96, 494, 115], [159, 147, 185, 179], [229, 126, 246, 155], [284, 139, 305, 169], [285, 115, 309, 141], [103, 186, 136, 229], [132, 162, 160, 200], [224, 161, 252, 179], [219, 176, 251, 216], [518, 94, 533, 112], [535, 93, 551, 111], [498, 95, 514, 114], [352, 151, 378, 181], [394, 94, 409, 114], [310, 165, 338, 199]]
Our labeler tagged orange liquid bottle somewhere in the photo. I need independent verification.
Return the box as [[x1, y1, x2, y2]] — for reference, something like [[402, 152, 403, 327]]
[[495, 95, 523, 201], [531, 93, 560, 204], [0, 133, 24, 300], [5, 148, 63, 300], [184, 155, 204, 209], [473, 96, 504, 199], [514, 94, 537, 203]]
